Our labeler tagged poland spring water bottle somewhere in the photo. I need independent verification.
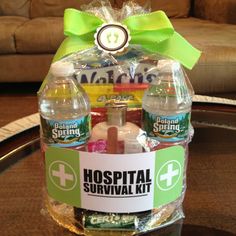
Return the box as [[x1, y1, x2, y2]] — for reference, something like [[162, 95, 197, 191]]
[[142, 59, 194, 146], [38, 61, 91, 151]]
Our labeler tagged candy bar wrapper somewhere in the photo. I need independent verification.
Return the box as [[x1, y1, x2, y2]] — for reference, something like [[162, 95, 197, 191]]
[[40, 0, 200, 235]]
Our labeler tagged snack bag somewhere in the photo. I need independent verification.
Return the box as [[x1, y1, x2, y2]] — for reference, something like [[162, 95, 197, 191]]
[[38, 0, 201, 235]]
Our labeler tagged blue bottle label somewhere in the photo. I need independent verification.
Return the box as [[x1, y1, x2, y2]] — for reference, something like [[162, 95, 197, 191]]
[[40, 115, 91, 147], [142, 110, 190, 142]]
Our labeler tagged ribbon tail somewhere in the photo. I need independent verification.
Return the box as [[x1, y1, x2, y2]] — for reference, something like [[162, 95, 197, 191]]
[[144, 32, 201, 70]]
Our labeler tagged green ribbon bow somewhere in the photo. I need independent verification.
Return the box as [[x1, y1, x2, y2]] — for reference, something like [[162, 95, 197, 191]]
[[54, 8, 201, 69]]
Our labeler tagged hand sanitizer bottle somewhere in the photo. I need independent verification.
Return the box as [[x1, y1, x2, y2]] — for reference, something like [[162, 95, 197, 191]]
[[88, 101, 142, 154]]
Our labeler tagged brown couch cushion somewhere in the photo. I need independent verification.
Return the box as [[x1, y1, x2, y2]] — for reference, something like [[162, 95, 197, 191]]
[[15, 17, 64, 53], [194, 0, 236, 24], [0, 16, 28, 54], [116, 0, 190, 18], [0, 0, 30, 18], [30, 0, 115, 18], [172, 17, 236, 94], [0, 54, 53, 82]]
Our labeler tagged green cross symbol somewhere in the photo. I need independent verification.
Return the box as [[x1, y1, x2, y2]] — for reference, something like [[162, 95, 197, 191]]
[[49, 161, 77, 191], [157, 160, 181, 191]]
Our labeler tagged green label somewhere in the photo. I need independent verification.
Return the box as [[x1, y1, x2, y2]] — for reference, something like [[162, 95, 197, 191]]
[[154, 146, 184, 207], [143, 110, 190, 142], [41, 115, 91, 147], [45, 147, 81, 207]]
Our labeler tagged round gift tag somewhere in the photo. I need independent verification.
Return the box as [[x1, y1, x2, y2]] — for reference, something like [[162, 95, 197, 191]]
[[94, 23, 131, 54]]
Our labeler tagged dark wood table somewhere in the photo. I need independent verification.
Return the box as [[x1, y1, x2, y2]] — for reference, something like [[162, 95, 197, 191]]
[[0, 102, 236, 236]]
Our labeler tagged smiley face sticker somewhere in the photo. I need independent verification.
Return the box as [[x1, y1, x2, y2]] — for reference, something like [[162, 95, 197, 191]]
[[95, 23, 131, 54]]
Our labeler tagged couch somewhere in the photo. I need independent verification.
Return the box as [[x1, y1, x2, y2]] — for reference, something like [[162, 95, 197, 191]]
[[0, 0, 236, 95]]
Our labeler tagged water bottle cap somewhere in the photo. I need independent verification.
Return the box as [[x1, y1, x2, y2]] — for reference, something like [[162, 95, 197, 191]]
[[50, 61, 75, 77]]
